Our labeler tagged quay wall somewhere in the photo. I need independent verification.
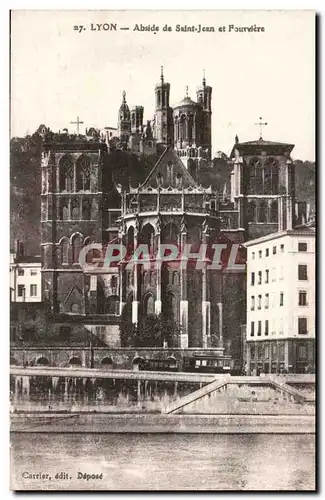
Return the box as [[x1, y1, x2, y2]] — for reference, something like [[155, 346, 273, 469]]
[[10, 413, 316, 434]]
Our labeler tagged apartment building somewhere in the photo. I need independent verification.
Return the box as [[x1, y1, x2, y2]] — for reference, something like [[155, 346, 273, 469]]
[[245, 226, 315, 374], [10, 243, 42, 303]]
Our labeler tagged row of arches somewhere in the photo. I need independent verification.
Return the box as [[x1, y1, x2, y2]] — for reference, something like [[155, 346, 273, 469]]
[[10, 355, 177, 369], [56, 234, 92, 266], [59, 198, 98, 221], [142, 292, 178, 321], [174, 114, 196, 142], [125, 221, 204, 252]]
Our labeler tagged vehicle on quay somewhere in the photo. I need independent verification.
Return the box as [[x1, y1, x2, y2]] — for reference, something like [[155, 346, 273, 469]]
[[183, 355, 243, 376]]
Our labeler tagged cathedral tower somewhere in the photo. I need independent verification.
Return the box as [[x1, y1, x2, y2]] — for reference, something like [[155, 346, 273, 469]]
[[229, 133, 296, 241], [118, 91, 131, 142], [196, 71, 212, 159], [130, 106, 144, 134], [154, 67, 174, 146]]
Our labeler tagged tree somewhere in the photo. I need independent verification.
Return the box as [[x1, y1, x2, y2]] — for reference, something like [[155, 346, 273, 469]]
[[119, 308, 180, 348]]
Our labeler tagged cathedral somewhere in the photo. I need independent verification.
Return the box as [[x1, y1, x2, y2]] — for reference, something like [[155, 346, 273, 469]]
[[39, 68, 303, 364]]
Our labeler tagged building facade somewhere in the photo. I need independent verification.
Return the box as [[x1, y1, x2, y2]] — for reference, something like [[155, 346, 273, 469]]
[[229, 136, 298, 241], [31, 67, 312, 369], [10, 242, 42, 303], [245, 226, 315, 374]]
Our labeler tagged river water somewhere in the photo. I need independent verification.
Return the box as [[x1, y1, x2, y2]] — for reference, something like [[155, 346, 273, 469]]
[[10, 433, 315, 491]]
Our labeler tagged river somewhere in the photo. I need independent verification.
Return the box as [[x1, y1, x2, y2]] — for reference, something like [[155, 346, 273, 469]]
[[10, 433, 315, 491]]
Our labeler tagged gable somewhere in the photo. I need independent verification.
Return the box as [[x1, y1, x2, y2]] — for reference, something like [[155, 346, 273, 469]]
[[141, 147, 197, 189]]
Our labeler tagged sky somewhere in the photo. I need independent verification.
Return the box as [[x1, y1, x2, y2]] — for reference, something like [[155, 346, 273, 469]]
[[10, 10, 315, 160]]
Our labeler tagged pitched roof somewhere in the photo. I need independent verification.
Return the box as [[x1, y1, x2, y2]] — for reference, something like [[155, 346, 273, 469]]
[[230, 137, 294, 158], [140, 147, 197, 189]]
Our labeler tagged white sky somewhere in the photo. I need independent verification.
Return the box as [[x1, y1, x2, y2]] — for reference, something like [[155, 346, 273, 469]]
[[10, 10, 315, 160]]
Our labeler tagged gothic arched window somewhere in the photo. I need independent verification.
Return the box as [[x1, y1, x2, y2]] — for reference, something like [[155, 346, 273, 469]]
[[258, 201, 268, 223], [162, 223, 178, 246], [144, 294, 155, 316], [188, 115, 194, 142], [71, 234, 82, 263], [61, 239, 69, 265], [248, 200, 257, 222], [60, 199, 69, 220], [142, 223, 155, 253], [264, 158, 279, 195], [71, 200, 80, 220], [249, 158, 262, 194], [76, 155, 91, 191], [91, 199, 98, 220], [82, 199, 91, 220], [165, 293, 178, 322], [270, 200, 278, 223], [172, 271, 179, 286], [59, 155, 74, 192], [127, 226, 134, 254]]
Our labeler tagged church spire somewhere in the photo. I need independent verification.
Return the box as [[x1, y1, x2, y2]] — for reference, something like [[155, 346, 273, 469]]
[[203, 69, 206, 86], [160, 66, 164, 84]]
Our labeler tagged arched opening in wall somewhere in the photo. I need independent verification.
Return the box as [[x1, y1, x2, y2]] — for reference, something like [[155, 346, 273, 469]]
[[162, 90, 166, 107], [180, 115, 186, 141], [188, 159, 196, 181], [59, 155, 74, 192], [162, 222, 179, 247], [127, 226, 135, 254], [247, 200, 257, 223], [60, 238, 69, 265], [271, 160, 279, 194], [106, 295, 119, 315], [270, 200, 278, 223], [142, 223, 155, 254], [101, 357, 113, 370], [10, 357, 17, 366], [189, 226, 201, 251], [249, 158, 262, 194], [110, 275, 118, 292], [54, 245, 61, 267], [157, 90, 161, 107], [71, 200, 80, 220], [264, 163, 272, 194], [174, 117, 178, 141], [82, 200, 91, 220], [69, 357, 82, 367], [164, 292, 178, 323], [172, 270, 179, 286], [143, 270, 148, 286], [59, 199, 69, 220], [36, 357, 49, 366], [91, 199, 99, 220], [166, 161, 173, 185], [264, 158, 279, 195], [132, 356, 144, 371], [76, 155, 91, 191], [143, 294, 155, 316], [188, 115, 194, 142], [258, 201, 268, 223], [71, 234, 83, 263]]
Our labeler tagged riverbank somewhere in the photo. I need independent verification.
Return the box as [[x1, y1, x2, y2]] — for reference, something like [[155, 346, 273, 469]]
[[10, 412, 315, 434]]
